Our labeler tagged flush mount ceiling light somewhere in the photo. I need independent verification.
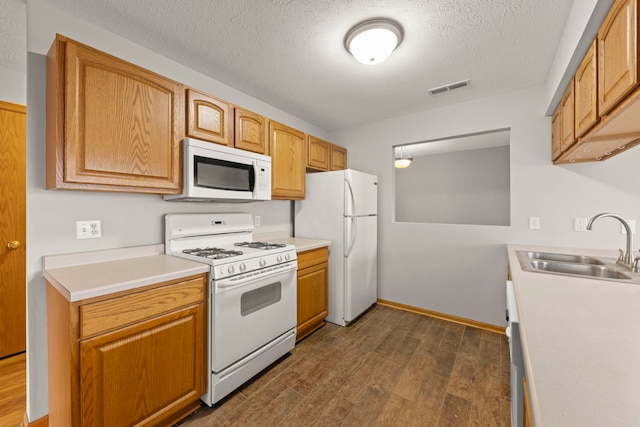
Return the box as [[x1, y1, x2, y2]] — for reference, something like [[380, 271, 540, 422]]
[[394, 146, 413, 169], [345, 18, 403, 65]]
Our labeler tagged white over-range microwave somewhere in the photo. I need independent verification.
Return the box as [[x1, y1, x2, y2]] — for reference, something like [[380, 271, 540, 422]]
[[164, 138, 271, 202]]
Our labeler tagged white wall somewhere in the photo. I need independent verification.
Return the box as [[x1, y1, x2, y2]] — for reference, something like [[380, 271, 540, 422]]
[[0, 65, 26, 104], [331, 84, 640, 332], [25, 0, 330, 420]]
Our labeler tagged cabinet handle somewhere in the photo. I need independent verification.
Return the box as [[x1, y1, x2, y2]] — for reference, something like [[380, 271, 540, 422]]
[[7, 241, 20, 249]]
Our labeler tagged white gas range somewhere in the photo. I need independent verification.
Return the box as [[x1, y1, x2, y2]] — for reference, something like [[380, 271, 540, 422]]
[[165, 213, 297, 406]]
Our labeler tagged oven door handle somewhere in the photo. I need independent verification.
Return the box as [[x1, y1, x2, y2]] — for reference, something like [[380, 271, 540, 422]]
[[216, 263, 297, 289]]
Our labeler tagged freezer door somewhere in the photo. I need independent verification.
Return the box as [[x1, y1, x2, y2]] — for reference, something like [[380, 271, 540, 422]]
[[345, 169, 378, 216], [344, 215, 377, 322]]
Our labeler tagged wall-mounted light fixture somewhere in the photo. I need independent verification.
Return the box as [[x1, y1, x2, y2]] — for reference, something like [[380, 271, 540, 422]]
[[345, 18, 403, 65], [394, 146, 413, 169]]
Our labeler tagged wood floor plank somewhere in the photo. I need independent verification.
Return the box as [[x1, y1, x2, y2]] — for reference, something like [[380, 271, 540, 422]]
[[0, 352, 26, 427], [177, 305, 510, 427]]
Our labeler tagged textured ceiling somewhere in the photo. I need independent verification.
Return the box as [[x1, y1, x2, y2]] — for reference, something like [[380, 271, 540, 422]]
[[39, 0, 573, 131], [0, 0, 26, 72]]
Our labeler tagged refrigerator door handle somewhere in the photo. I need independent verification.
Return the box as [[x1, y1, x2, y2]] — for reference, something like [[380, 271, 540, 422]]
[[345, 216, 357, 258], [345, 177, 356, 216]]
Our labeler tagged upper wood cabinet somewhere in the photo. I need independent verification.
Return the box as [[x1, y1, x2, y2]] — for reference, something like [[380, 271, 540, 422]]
[[575, 40, 599, 138], [598, 0, 639, 115], [269, 121, 306, 199], [554, 0, 640, 164], [46, 34, 184, 194], [306, 135, 347, 172], [307, 135, 330, 171], [186, 88, 232, 146], [330, 144, 347, 171], [560, 80, 576, 152], [551, 108, 562, 161], [234, 107, 268, 154]]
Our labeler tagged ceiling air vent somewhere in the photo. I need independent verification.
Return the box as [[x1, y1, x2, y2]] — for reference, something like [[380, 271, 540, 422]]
[[427, 79, 470, 95]]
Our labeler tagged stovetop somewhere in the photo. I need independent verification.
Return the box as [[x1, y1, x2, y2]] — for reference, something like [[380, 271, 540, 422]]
[[165, 213, 297, 280]]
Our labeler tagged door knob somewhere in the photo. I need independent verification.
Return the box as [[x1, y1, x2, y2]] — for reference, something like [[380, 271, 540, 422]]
[[7, 241, 20, 249]]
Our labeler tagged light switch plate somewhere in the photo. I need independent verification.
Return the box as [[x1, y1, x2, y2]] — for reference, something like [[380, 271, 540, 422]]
[[528, 217, 540, 230], [574, 217, 588, 232], [621, 220, 636, 234]]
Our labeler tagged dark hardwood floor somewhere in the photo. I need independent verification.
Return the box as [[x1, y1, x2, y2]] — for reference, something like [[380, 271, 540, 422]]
[[178, 304, 511, 427]]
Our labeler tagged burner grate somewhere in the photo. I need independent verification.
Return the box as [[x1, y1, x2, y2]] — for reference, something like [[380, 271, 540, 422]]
[[183, 247, 244, 259], [234, 241, 287, 250]]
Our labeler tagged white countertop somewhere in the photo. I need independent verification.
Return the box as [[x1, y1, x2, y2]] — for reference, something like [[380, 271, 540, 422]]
[[268, 237, 332, 252], [43, 244, 210, 302], [507, 244, 640, 427]]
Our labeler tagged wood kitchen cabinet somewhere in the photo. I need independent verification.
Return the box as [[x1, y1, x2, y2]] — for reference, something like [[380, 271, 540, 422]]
[[523, 376, 534, 427], [47, 274, 207, 427], [554, 0, 640, 164], [306, 135, 330, 171], [269, 120, 306, 199], [329, 144, 347, 170], [296, 246, 329, 342], [598, 0, 638, 115], [46, 34, 184, 194], [186, 88, 232, 146], [234, 107, 268, 154], [551, 108, 562, 161], [559, 80, 575, 153], [306, 135, 348, 172], [574, 40, 599, 138]]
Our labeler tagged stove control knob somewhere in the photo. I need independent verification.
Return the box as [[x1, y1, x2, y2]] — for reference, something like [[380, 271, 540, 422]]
[[259, 259, 267, 267], [284, 253, 291, 261], [239, 262, 247, 272], [277, 255, 283, 263], [228, 265, 235, 274]]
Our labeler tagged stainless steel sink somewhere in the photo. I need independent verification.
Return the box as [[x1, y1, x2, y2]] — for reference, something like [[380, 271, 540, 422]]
[[515, 250, 640, 284], [528, 260, 631, 280], [522, 251, 604, 265]]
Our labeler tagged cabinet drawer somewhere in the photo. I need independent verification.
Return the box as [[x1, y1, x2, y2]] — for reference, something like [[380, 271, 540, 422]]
[[80, 276, 206, 338], [297, 247, 329, 270]]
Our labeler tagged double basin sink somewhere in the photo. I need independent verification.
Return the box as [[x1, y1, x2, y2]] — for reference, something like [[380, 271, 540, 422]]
[[516, 250, 640, 283]]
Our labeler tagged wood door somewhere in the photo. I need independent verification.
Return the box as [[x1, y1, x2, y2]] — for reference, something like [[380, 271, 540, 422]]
[[234, 107, 268, 154], [0, 101, 26, 358], [560, 80, 576, 152], [80, 304, 205, 427], [598, 0, 639, 115], [306, 135, 330, 171], [47, 35, 184, 194], [330, 144, 347, 170], [269, 121, 306, 199], [575, 40, 599, 138], [187, 88, 232, 146]]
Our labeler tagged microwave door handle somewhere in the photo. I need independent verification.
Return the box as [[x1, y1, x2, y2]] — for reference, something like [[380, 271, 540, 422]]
[[250, 163, 257, 191]]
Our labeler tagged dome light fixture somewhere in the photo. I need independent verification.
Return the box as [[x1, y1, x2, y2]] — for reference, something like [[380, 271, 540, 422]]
[[345, 18, 403, 65], [394, 146, 413, 169]]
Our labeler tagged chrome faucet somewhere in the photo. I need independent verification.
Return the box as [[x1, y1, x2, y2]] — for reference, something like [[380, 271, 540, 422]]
[[587, 213, 634, 266]]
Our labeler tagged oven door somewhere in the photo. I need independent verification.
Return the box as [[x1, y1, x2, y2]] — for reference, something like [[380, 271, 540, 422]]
[[212, 263, 297, 372]]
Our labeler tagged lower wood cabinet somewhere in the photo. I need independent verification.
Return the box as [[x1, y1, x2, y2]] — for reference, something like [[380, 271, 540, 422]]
[[47, 274, 207, 427], [523, 375, 534, 427], [296, 247, 329, 342]]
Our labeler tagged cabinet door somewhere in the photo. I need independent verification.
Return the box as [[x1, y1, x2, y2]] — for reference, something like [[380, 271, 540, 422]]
[[186, 89, 232, 146], [551, 107, 562, 161], [269, 121, 306, 199], [234, 107, 268, 154], [307, 135, 330, 171], [297, 262, 328, 342], [47, 35, 184, 194], [81, 304, 205, 427], [560, 81, 576, 152], [330, 144, 347, 171], [598, 0, 639, 115], [575, 40, 599, 138]]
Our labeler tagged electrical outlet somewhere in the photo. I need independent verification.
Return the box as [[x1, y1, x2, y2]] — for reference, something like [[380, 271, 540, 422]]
[[574, 217, 588, 232], [76, 220, 101, 239], [528, 217, 540, 230], [254, 215, 261, 227], [621, 220, 636, 234]]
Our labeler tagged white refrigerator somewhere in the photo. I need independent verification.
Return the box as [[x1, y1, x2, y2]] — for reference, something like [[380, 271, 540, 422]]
[[295, 169, 378, 326]]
